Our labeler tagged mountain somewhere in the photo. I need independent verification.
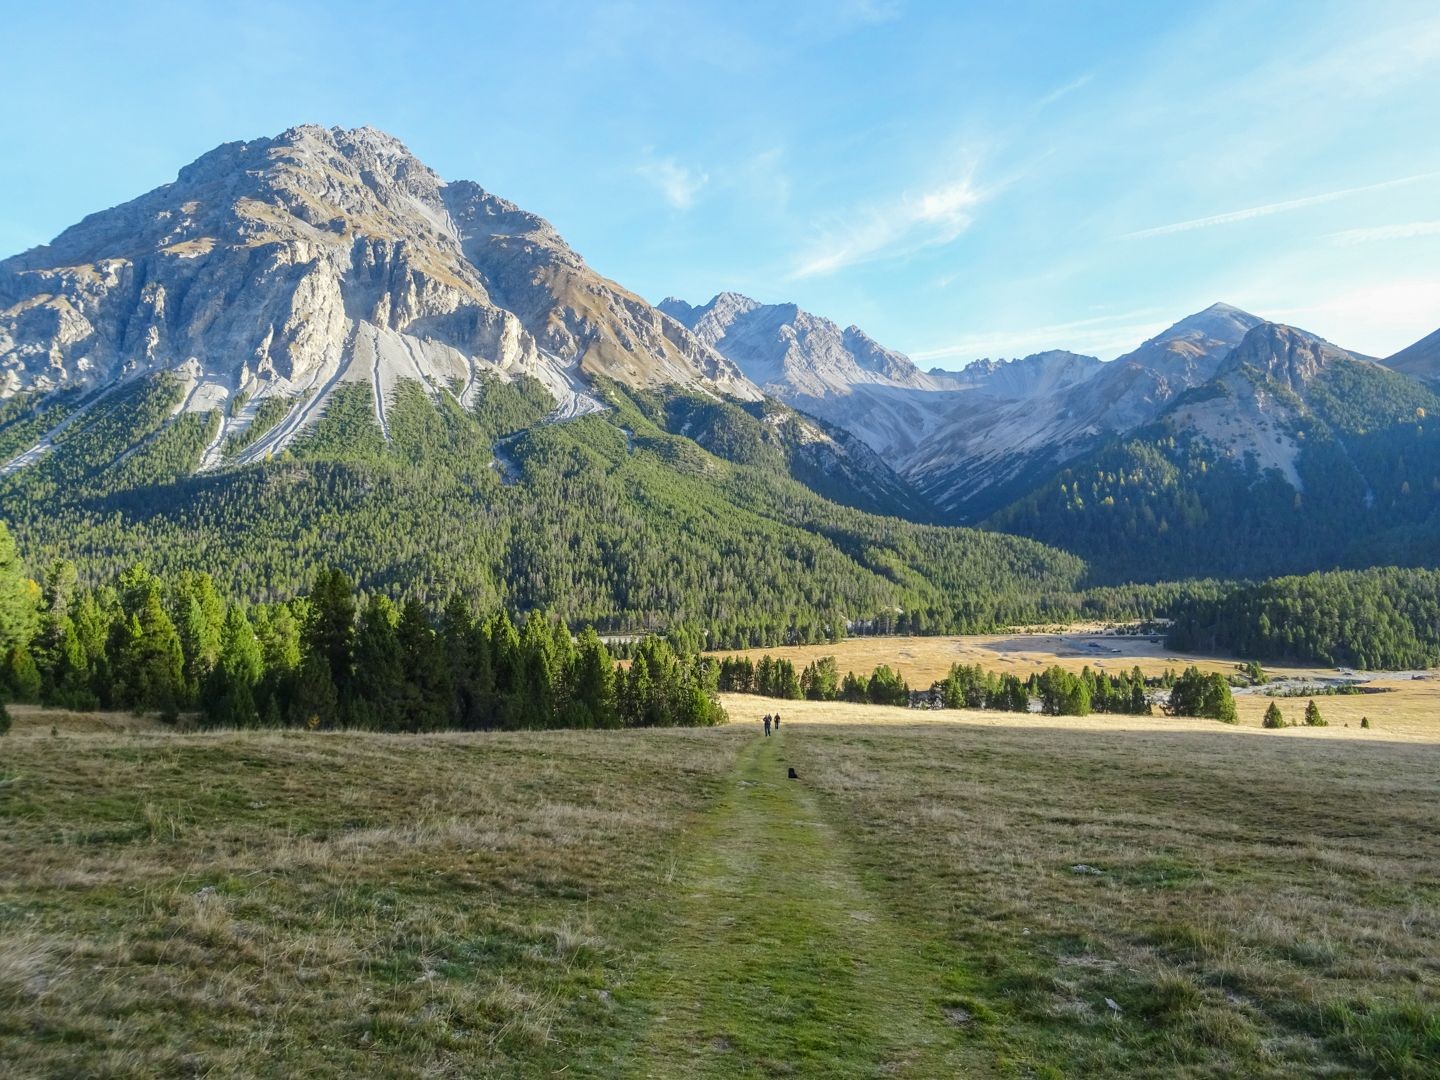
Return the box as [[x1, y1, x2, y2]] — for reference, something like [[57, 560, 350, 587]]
[[658, 292, 956, 462], [659, 292, 942, 396], [1384, 326, 1440, 381], [0, 124, 757, 469], [0, 125, 1084, 636], [948, 350, 1103, 399], [988, 322, 1440, 580], [904, 303, 1265, 521]]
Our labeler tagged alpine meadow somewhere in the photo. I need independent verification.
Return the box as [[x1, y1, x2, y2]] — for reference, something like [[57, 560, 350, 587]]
[[2, 3, 1440, 1077]]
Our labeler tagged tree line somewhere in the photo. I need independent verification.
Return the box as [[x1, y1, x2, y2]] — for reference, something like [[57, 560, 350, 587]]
[[714, 653, 1237, 721], [0, 525, 725, 732], [1165, 566, 1440, 669]]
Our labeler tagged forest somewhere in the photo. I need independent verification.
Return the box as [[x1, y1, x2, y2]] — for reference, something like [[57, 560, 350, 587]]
[[0, 373, 1108, 645], [1165, 566, 1440, 669], [0, 526, 724, 733]]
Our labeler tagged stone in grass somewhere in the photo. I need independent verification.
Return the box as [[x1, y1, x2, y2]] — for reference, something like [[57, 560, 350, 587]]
[[1104, 997, 1123, 1014], [1071, 864, 1104, 875]]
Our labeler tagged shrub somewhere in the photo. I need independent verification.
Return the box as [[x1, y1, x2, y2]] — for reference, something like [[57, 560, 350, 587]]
[[1360, 715, 1371, 729], [1262, 701, 1287, 728], [1304, 699, 1327, 727]]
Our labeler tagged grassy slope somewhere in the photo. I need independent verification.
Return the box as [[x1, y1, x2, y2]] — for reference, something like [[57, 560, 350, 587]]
[[4, 705, 1438, 1077], [0, 718, 747, 1077], [779, 709, 1440, 1077]]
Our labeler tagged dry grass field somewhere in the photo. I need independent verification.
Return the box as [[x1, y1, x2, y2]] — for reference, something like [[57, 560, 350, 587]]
[[714, 633, 1440, 740], [3, 648, 1438, 1076]]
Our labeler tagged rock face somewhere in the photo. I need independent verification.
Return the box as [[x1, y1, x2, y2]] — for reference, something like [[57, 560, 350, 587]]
[[660, 292, 943, 397], [659, 292, 1282, 520], [1155, 322, 1372, 489], [0, 125, 756, 465]]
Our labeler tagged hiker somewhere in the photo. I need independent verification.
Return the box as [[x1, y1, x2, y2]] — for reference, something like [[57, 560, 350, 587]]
[[763, 714, 772, 736], [773, 712, 780, 730]]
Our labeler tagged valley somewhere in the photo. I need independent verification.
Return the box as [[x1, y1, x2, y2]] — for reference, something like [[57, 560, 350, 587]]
[[1, 118, 1438, 1079]]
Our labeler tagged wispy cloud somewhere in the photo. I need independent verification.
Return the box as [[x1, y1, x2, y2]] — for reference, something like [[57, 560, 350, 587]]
[[1123, 172, 1440, 240], [836, 0, 903, 27], [1034, 73, 1092, 111], [1328, 219, 1440, 245], [637, 155, 709, 209], [911, 308, 1171, 364], [790, 176, 983, 279]]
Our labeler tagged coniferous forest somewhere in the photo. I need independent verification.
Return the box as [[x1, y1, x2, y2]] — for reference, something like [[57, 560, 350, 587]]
[[0, 523, 724, 731]]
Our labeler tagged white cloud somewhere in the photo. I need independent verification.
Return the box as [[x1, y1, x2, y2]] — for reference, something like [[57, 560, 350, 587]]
[[1034, 73, 1092, 111], [790, 176, 983, 279], [1264, 276, 1440, 356], [1123, 172, 1440, 240], [1328, 219, 1440, 245], [637, 155, 709, 210]]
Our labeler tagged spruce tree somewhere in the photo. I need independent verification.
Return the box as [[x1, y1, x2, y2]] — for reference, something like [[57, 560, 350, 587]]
[[351, 595, 405, 729], [204, 606, 264, 727], [398, 598, 450, 732], [1304, 699, 1327, 726], [1262, 701, 1286, 728]]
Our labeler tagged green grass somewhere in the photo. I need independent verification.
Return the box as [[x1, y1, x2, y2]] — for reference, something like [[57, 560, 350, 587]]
[[3, 710, 1439, 1076]]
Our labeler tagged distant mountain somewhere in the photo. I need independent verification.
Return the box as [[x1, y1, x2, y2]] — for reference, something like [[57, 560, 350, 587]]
[[659, 292, 942, 396], [905, 303, 1265, 520], [949, 350, 1102, 399], [1384, 326, 1440, 381], [659, 292, 961, 462], [989, 322, 1440, 580]]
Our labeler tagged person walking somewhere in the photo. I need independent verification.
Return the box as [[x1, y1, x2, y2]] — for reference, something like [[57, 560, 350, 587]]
[[763, 714, 772, 736], [773, 712, 781, 731]]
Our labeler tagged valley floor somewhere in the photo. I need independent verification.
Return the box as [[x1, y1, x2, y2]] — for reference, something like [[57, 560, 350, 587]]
[[2, 701, 1438, 1076], [713, 633, 1440, 740]]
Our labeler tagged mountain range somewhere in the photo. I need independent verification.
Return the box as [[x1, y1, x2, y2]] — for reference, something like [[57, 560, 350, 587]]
[[2, 124, 1439, 619]]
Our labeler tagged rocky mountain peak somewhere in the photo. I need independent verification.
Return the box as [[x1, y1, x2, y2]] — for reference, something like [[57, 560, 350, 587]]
[[1220, 323, 1358, 390], [660, 292, 937, 397], [0, 124, 757, 449]]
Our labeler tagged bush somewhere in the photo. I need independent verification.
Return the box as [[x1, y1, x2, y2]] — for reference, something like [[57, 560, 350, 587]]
[[1360, 715, 1371, 729], [0, 697, 10, 736], [1262, 701, 1287, 729], [1304, 699, 1327, 727]]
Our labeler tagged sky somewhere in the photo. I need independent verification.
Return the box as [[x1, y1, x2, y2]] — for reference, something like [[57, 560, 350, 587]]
[[2, 0, 1439, 366]]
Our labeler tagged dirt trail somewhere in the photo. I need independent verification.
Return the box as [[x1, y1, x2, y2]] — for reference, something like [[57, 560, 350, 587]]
[[632, 732, 991, 1078]]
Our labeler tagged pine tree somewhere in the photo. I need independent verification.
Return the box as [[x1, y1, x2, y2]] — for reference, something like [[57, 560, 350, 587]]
[[571, 627, 618, 728], [398, 598, 450, 732], [1304, 699, 1327, 726], [0, 522, 37, 656], [203, 606, 264, 727], [1262, 701, 1286, 728], [304, 569, 357, 701]]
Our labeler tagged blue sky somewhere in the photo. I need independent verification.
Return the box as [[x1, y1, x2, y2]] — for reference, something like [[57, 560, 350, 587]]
[[3, 0, 1439, 364]]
